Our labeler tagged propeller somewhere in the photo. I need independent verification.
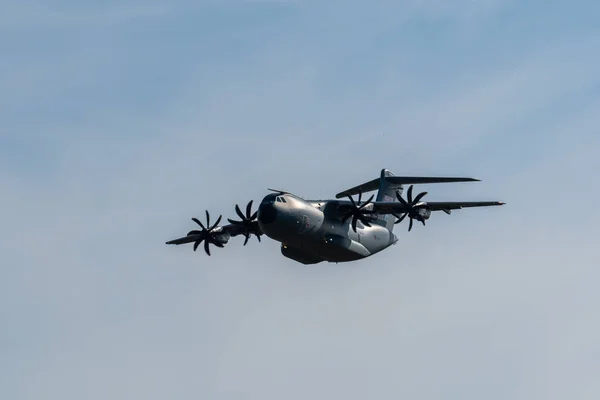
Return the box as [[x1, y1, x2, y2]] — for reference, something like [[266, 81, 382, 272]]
[[341, 189, 375, 232], [227, 200, 262, 245], [187, 210, 225, 255], [393, 185, 431, 231]]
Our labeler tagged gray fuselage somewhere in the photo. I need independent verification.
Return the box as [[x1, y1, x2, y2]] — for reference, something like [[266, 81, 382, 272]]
[[257, 192, 398, 264]]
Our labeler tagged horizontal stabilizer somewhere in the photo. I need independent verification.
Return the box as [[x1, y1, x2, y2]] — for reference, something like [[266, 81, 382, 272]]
[[335, 176, 480, 199], [386, 176, 479, 184], [335, 178, 380, 199]]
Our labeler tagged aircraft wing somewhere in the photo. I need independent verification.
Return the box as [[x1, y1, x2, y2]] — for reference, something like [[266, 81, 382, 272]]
[[332, 199, 504, 216], [166, 221, 262, 245], [371, 200, 505, 215], [165, 235, 199, 245]]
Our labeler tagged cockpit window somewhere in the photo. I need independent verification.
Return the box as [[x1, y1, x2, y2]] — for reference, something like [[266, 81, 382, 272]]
[[276, 197, 287, 203]]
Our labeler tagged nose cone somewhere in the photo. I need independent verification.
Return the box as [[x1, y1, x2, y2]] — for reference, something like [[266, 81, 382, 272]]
[[258, 196, 278, 224]]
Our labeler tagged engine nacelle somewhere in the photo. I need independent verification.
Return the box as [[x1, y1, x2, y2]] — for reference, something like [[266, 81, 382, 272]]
[[211, 227, 231, 245], [357, 203, 381, 222], [416, 206, 431, 220], [361, 203, 375, 212]]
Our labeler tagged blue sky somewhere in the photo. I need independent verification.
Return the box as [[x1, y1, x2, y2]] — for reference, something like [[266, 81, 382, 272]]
[[2, 1, 600, 399]]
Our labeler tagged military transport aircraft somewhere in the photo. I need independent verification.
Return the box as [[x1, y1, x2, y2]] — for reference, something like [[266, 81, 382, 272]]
[[166, 169, 504, 264]]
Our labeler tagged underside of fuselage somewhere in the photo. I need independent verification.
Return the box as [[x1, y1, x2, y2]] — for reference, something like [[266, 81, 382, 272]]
[[280, 241, 365, 265], [257, 192, 396, 264]]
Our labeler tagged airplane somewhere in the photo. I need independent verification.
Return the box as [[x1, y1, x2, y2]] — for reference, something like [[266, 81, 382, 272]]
[[166, 169, 505, 265]]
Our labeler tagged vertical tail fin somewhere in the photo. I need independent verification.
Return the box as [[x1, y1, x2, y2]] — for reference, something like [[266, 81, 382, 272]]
[[373, 169, 402, 231]]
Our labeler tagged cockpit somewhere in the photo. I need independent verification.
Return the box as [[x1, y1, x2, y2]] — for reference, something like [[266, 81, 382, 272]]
[[258, 193, 282, 224]]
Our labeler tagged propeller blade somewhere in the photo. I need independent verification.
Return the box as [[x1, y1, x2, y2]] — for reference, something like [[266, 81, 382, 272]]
[[359, 194, 374, 209], [205, 210, 210, 228], [413, 191, 428, 204], [204, 240, 211, 256], [192, 217, 206, 230], [342, 189, 375, 232], [347, 194, 357, 208], [393, 186, 429, 232], [193, 238, 203, 251], [246, 200, 253, 218], [235, 204, 245, 220], [395, 213, 408, 224], [211, 215, 222, 230], [396, 191, 408, 206], [229, 200, 261, 244]]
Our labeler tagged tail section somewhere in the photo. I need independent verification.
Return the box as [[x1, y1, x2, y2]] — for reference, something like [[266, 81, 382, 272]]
[[334, 168, 481, 232], [373, 169, 402, 231]]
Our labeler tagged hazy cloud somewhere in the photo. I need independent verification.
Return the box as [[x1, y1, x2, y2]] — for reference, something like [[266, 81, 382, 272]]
[[2, 1, 599, 399]]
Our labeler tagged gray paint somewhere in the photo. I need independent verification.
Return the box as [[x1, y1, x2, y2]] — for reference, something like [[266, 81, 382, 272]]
[[167, 168, 503, 264]]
